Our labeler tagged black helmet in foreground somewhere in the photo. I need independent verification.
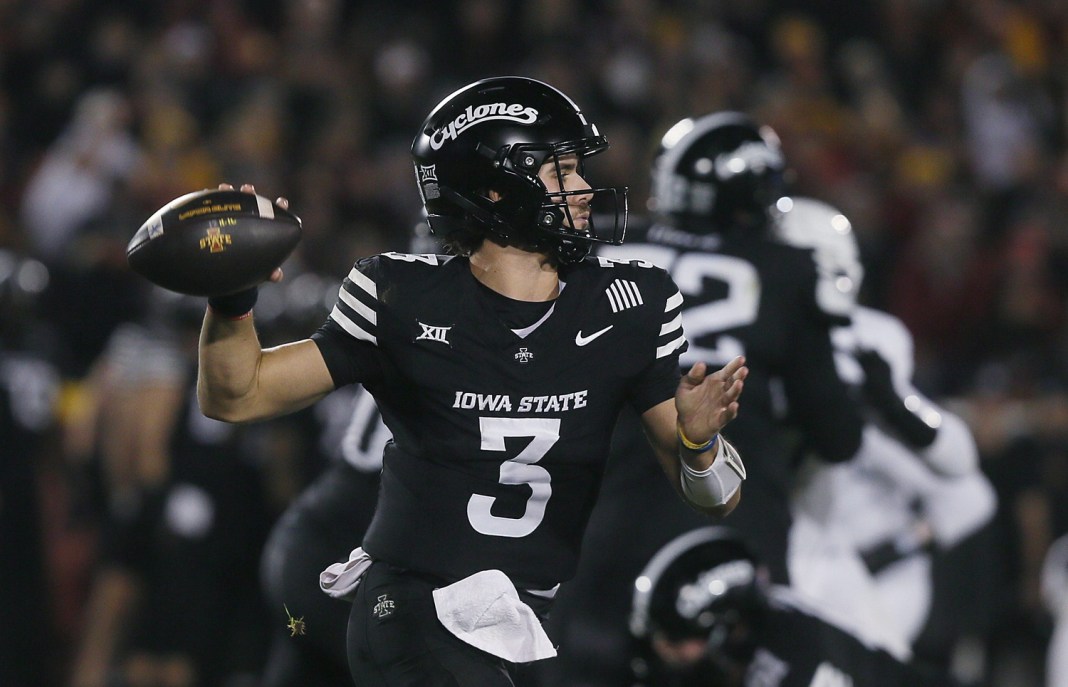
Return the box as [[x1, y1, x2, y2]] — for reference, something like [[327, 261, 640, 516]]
[[411, 76, 627, 264], [629, 527, 769, 684], [649, 111, 785, 234]]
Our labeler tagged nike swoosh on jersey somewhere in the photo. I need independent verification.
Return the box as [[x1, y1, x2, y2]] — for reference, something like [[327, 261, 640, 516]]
[[575, 325, 614, 346]]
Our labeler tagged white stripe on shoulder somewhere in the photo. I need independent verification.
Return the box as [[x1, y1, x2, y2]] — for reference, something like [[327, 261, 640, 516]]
[[347, 267, 377, 298], [329, 305, 378, 345], [660, 313, 682, 336], [656, 334, 687, 359], [665, 290, 683, 312], [338, 287, 377, 325]]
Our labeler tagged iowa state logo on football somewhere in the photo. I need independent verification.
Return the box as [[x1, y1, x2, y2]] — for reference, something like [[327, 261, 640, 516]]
[[199, 224, 233, 253]]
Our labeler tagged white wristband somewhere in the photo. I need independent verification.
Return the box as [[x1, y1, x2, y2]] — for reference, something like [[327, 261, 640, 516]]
[[680, 436, 746, 507]]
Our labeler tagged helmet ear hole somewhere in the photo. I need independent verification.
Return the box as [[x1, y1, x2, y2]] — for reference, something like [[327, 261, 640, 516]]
[[537, 208, 563, 230]]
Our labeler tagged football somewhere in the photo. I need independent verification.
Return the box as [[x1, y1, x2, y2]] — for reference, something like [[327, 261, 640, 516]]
[[127, 189, 302, 297]]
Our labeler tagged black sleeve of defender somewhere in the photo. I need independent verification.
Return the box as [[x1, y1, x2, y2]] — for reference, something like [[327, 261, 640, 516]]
[[783, 295, 864, 463]]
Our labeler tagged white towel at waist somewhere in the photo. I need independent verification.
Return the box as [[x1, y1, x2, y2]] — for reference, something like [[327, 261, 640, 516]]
[[319, 547, 373, 600], [433, 569, 557, 663]]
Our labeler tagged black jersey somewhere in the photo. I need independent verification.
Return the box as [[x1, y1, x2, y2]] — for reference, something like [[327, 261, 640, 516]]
[[312, 252, 686, 588], [599, 221, 863, 581]]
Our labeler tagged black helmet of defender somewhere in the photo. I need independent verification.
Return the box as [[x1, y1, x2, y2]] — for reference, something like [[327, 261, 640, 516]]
[[629, 527, 769, 684], [650, 111, 784, 234], [411, 76, 627, 264]]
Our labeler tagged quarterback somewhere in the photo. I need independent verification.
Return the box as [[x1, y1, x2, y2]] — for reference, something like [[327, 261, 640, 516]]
[[196, 77, 748, 686]]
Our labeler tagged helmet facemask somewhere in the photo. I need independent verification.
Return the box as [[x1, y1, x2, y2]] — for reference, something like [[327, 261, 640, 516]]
[[452, 141, 626, 264]]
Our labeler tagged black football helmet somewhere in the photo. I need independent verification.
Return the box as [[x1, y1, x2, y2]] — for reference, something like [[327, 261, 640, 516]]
[[649, 111, 785, 233], [629, 527, 769, 684], [411, 76, 627, 264]]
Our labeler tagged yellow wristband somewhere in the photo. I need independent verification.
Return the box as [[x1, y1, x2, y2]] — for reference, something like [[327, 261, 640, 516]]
[[677, 422, 717, 452]]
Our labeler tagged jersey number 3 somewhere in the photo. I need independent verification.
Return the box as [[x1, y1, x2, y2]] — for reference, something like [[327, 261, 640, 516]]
[[467, 417, 558, 538]]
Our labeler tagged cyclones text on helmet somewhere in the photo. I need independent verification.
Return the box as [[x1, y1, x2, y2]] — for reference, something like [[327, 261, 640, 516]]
[[411, 76, 627, 264], [650, 111, 785, 233]]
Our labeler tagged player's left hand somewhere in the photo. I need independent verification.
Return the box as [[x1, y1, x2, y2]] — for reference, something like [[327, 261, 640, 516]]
[[675, 356, 747, 445]]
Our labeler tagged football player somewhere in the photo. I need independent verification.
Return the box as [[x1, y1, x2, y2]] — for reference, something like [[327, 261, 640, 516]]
[[598, 112, 865, 584], [778, 197, 997, 667], [196, 76, 750, 686], [628, 526, 957, 687]]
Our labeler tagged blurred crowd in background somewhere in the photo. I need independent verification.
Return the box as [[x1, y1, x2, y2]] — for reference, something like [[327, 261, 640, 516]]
[[5, 0, 1068, 685]]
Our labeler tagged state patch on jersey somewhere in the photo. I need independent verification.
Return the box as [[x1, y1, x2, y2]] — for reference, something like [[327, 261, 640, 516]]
[[513, 346, 536, 365]]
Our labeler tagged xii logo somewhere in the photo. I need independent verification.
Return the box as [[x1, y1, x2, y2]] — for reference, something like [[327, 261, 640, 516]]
[[416, 321, 452, 345], [418, 164, 438, 183]]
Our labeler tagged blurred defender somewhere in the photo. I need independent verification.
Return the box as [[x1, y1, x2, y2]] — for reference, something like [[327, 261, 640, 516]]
[[779, 197, 997, 669], [599, 112, 864, 583], [628, 526, 956, 686]]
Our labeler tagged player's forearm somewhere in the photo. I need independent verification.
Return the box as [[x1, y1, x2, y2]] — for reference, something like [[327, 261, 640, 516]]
[[651, 443, 734, 516], [199, 314, 335, 422], [677, 433, 744, 516], [197, 309, 265, 421], [644, 401, 742, 517]]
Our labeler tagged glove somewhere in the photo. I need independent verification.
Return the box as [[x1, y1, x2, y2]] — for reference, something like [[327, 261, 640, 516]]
[[856, 349, 937, 448]]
